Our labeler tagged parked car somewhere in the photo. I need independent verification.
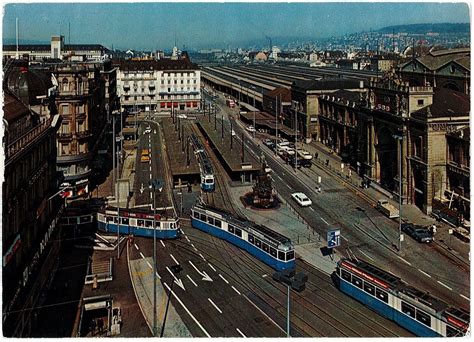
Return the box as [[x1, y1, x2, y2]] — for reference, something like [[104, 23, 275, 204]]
[[177, 114, 187, 119], [263, 138, 273, 146], [401, 223, 433, 243], [246, 125, 256, 132], [297, 149, 313, 160], [143, 128, 151, 134], [298, 158, 312, 168], [291, 192, 312, 207], [288, 156, 301, 168]]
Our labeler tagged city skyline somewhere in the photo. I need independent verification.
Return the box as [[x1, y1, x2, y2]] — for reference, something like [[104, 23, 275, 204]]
[[2, 2, 470, 51]]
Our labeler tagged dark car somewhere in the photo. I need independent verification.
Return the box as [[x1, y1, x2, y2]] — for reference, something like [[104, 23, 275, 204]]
[[288, 156, 301, 168], [401, 223, 433, 243], [298, 159, 312, 168]]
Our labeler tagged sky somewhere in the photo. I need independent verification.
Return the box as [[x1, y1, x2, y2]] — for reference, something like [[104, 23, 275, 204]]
[[2, 1, 470, 51]]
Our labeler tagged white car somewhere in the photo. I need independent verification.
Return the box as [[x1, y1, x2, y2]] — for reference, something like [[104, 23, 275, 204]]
[[297, 149, 313, 160], [246, 125, 256, 132], [231, 129, 236, 136], [291, 192, 312, 207], [143, 128, 151, 134], [177, 114, 187, 119]]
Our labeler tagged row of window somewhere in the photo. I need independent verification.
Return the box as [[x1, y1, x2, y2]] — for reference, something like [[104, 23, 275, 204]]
[[341, 269, 432, 327], [105, 216, 176, 229], [193, 210, 295, 262]]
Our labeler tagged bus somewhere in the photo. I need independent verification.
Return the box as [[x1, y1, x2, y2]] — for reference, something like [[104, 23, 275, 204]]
[[140, 149, 150, 163]]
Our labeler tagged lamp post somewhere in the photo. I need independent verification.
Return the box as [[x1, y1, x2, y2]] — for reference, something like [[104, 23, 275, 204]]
[[393, 133, 403, 252], [294, 101, 299, 172], [150, 179, 163, 336], [272, 269, 307, 337], [161, 265, 183, 337], [251, 86, 256, 138]]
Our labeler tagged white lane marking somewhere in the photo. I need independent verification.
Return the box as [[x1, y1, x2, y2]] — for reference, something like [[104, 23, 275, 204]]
[[309, 207, 315, 212], [170, 254, 179, 265], [341, 235, 348, 241], [359, 250, 374, 261], [219, 274, 229, 284], [160, 240, 165, 248], [187, 274, 198, 287], [164, 282, 211, 337], [460, 294, 470, 301], [191, 243, 197, 252], [320, 217, 330, 226], [275, 174, 282, 181], [199, 253, 206, 261], [208, 298, 222, 314], [397, 255, 412, 266], [231, 285, 241, 296], [150, 192, 153, 200], [236, 328, 246, 337], [155, 271, 161, 280], [418, 269, 432, 278], [166, 266, 186, 291], [208, 263, 216, 272], [146, 260, 153, 269], [134, 243, 139, 251], [282, 172, 285, 176], [285, 183, 291, 189], [139, 252, 146, 259], [262, 274, 268, 278], [185, 235, 190, 242], [437, 280, 453, 291], [149, 173, 152, 179]]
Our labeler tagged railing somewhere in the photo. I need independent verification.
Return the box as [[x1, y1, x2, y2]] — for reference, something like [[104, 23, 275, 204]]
[[6, 119, 52, 160], [409, 86, 433, 92]]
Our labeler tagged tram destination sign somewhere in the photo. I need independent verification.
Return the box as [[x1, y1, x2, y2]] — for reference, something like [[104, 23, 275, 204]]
[[327, 229, 341, 249]]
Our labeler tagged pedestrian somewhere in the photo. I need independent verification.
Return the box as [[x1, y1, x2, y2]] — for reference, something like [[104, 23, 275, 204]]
[[97, 318, 104, 334], [315, 152, 319, 160], [90, 319, 96, 335], [326, 159, 329, 166], [432, 224, 437, 235]]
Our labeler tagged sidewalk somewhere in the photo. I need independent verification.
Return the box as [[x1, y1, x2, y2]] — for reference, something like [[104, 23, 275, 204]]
[[303, 140, 469, 264]]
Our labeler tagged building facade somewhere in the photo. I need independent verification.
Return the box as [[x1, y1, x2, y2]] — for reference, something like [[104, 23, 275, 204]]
[[2, 92, 62, 337], [114, 57, 201, 112]]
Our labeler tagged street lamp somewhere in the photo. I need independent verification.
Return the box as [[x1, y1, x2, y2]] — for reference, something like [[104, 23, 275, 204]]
[[251, 86, 256, 138], [150, 179, 163, 336], [393, 133, 403, 252], [160, 264, 183, 337], [272, 269, 307, 337]]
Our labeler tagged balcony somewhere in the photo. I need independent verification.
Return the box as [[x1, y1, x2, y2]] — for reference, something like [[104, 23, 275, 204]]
[[58, 132, 73, 140]]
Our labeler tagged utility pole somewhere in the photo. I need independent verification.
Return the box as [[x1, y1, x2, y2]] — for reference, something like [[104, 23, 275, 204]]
[[275, 95, 278, 156], [294, 101, 298, 172]]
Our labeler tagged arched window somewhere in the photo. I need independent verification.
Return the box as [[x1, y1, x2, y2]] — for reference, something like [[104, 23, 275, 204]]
[[62, 78, 69, 92]]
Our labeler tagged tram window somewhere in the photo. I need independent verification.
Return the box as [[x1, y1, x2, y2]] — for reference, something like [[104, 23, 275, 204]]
[[416, 310, 431, 327], [401, 302, 415, 318], [80, 216, 91, 223], [341, 269, 351, 282], [113, 217, 118, 223], [270, 248, 277, 257], [351, 275, 363, 289], [193, 211, 199, 219], [255, 239, 261, 248], [278, 251, 285, 260], [262, 243, 269, 253], [107, 216, 114, 223], [145, 220, 153, 228], [286, 251, 295, 261], [155, 221, 161, 228], [248, 234, 254, 244], [200, 214, 207, 221], [376, 289, 388, 303], [214, 220, 221, 228], [235, 228, 242, 237], [446, 326, 460, 337], [363, 282, 375, 296], [121, 218, 129, 225], [207, 217, 214, 226], [228, 225, 234, 234], [137, 219, 144, 227]]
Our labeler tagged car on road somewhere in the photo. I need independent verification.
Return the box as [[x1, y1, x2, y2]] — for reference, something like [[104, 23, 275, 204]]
[[401, 223, 433, 243], [263, 138, 273, 146], [288, 156, 301, 168], [291, 192, 312, 207], [143, 128, 151, 134], [177, 114, 187, 119], [297, 149, 313, 160], [246, 125, 256, 132]]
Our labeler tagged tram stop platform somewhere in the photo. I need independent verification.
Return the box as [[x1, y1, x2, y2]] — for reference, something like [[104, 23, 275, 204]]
[[197, 117, 260, 183]]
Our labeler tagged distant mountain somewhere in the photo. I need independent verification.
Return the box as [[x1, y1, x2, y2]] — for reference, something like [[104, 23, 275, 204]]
[[376, 23, 470, 34]]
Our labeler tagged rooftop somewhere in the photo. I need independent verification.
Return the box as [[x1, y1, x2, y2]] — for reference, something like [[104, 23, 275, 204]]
[[293, 78, 365, 91], [412, 87, 470, 119]]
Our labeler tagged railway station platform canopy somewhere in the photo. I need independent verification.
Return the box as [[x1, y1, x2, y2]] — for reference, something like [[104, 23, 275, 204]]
[[239, 111, 296, 139], [196, 118, 260, 183]]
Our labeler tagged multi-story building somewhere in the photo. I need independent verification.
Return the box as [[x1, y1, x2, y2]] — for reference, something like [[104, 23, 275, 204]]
[[2, 91, 62, 337], [3, 35, 110, 62], [114, 56, 201, 112]]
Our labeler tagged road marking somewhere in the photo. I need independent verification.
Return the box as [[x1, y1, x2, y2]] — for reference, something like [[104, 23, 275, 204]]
[[359, 250, 374, 261], [437, 280, 452, 291], [160, 240, 165, 248], [460, 294, 470, 301], [309, 207, 315, 212], [397, 255, 412, 266], [170, 254, 179, 265], [166, 266, 185, 291], [320, 217, 330, 225], [187, 274, 198, 287], [146, 260, 153, 269], [199, 253, 206, 261], [231, 285, 241, 295], [185, 235, 190, 242], [275, 175, 282, 181], [155, 271, 161, 280], [219, 274, 229, 284], [236, 328, 246, 337], [164, 282, 211, 337], [285, 183, 291, 189], [208, 263, 216, 272], [191, 243, 197, 251], [262, 274, 268, 278], [149, 173, 152, 179], [418, 269, 432, 278], [341, 235, 348, 241], [208, 298, 222, 314], [150, 193, 152, 200], [139, 252, 146, 259], [134, 243, 139, 251]]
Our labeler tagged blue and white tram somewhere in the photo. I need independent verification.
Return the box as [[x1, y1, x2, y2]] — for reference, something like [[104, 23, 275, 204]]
[[190, 134, 215, 192], [335, 258, 469, 337], [97, 207, 180, 239], [191, 204, 295, 271]]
